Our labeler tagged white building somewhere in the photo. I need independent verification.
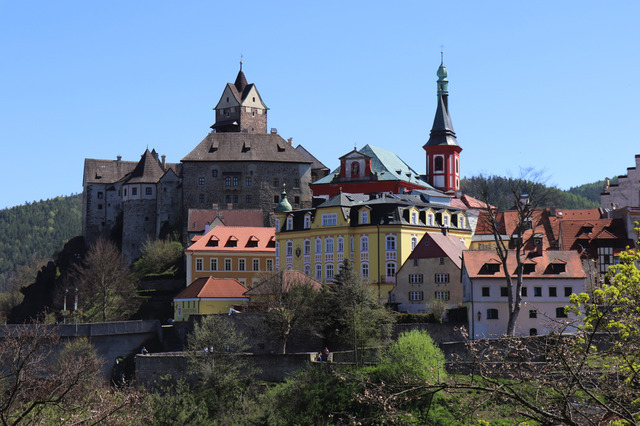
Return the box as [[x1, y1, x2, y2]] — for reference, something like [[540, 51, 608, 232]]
[[462, 250, 586, 339]]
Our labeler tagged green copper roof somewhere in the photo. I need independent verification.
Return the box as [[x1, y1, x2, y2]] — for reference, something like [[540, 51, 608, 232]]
[[275, 187, 292, 213], [437, 57, 448, 96], [313, 144, 433, 188]]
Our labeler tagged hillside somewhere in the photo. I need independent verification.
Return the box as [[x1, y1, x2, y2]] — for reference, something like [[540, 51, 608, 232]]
[[0, 194, 82, 287], [460, 176, 601, 211]]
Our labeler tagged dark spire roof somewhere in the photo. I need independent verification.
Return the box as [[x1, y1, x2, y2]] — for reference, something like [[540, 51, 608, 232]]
[[234, 69, 248, 94], [424, 95, 458, 147], [122, 149, 165, 184]]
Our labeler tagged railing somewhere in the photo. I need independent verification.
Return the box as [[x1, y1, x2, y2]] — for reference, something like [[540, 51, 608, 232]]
[[385, 251, 397, 261], [360, 252, 369, 262], [325, 254, 333, 263], [337, 253, 344, 262], [304, 255, 311, 263]]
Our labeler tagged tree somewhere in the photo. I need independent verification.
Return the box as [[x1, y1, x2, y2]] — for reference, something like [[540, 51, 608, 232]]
[[472, 170, 550, 336], [329, 259, 393, 364], [66, 237, 139, 322], [0, 324, 104, 424], [250, 272, 323, 354], [185, 315, 257, 413]]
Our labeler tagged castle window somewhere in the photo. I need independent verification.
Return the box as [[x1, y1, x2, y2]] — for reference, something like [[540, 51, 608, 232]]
[[274, 195, 279, 203], [294, 179, 300, 188], [556, 307, 568, 318], [146, 187, 152, 195], [199, 194, 205, 203], [212, 169, 218, 177], [225, 177, 231, 186], [294, 196, 300, 204], [98, 204, 103, 210], [226, 195, 231, 204], [486, 309, 499, 320], [97, 192, 103, 199], [252, 97, 256, 102], [361, 263, 369, 279], [304, 264, 311, 276], [132, 187, 137, 196], [199, 178, 205, 185], [386, 262, 396, 278], [233, 177, 239, 186], [564, 287, 573, 297], [427, 214, 434, 226], [411, 211, 418, 224], [246, 177, 252, 186], [145, 217, 149, 222], [529, 309, 537, 318], [273, 178, 279, 188], [315, 238, 322, 254], [233, 195, 238, 204], [246, 195, 252, 204]]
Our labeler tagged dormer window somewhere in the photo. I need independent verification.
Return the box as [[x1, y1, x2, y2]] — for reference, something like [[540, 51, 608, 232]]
[[351, 161, 360, 178], [459, 216, 465, 228], [427, 213, 434, 226], [247, 236, 259, 248], [304, 215, 311, 229], [523, 263, 536, 274], [206, 236, 219, 247], [443, 215, 449, 227], [360, 211, 369, 225], [411, 211, 418, 225], [226, 236, 238, 247], [286, 217, 293, 231], [547, 259, 567, 274]]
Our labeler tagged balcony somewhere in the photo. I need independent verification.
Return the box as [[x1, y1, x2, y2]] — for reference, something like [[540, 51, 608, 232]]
[[360, 252, 369, 262], [337, 252, 344, 262], [325, 254, 334, 263], [304, 255, 311, 264], [385, 251, 397, 261]]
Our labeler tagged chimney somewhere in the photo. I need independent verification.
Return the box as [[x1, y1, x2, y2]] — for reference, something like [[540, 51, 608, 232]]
[[117, 155, 122, 161], [204, 223, 210, 233], [442, 227, 449, 236], [161, 155, 166, 170], [288, 137, 293, 145], [270, 128, 278, 134]]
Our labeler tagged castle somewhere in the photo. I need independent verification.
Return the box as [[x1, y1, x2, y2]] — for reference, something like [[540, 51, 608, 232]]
[[82, 64, 326, 262]]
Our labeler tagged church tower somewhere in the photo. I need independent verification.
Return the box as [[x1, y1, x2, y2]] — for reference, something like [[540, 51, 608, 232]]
[[211, 62, 268, 133], [423, 55, 462, 192]]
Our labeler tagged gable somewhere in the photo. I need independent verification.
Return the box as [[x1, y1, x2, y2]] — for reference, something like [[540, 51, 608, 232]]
[[240, 85, 267, 108], [215, 85, 241, 109]]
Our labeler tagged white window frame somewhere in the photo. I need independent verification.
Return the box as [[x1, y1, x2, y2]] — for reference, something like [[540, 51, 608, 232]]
[[321, 213, 337, 226], [435, 273, 449, 283], [195, 258, 203, 271], [238, 258, 246, 271], [361, 235, 369, 253], [325, 263, 334, 281], [286, 217, 293, 230], [337, 236, 344, 253], [360, 210, 368, 224], [266, 259, 274, 272], [385, 234, 396, 251], [210, 258, 217, 271], [325, 237, 334, 254], [224, 258, 232, 271], [409, 291, 423, 301], [304, 215, 311, 229], [304, 239, 311, 256], [286, 240, 293, 257]]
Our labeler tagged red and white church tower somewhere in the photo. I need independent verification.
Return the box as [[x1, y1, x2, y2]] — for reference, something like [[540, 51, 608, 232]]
[[423, 56, 462, 192]]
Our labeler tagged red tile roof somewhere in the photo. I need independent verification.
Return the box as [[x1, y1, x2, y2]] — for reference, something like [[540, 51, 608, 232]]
[[463, 250, 586, 279], [186, 226, 276, 253], [175, 277, 249, 300]]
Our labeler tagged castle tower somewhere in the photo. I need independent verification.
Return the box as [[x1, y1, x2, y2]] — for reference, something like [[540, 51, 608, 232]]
[[423, 55, 462, 192], [211, 62, 268, 134]]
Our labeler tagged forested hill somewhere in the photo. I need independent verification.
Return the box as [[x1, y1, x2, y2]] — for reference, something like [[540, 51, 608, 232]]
[[461, 176, 605, 211], [0, 194, 82, 278]]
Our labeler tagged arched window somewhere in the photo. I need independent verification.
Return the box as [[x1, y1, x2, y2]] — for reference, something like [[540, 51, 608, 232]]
[[315, 238, 322, 254], [337, 236, 344, 253], [286, 217, 293, 230], [325, 237, 334, 254], [304, 264, 311, 276], [286, 241, 293, 257], [411, 235, 418, 251], [274, 218, 280, 230], [275, 241, 279, 257], [361, 263, 369, 279], [315, 264, 322, 280], [434, 156, 444, 171], [386, 235, 396, 251], [326, 264, 334, 281], [411, 211, 418, 225], [386, 262, 396, 278], [351, 161, 360, 178], [304, 239, 311, 255], [361, 235, 369, 253]]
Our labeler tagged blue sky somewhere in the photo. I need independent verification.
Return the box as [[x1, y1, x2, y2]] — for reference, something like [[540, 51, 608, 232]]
[[1, 1, 638, 210]]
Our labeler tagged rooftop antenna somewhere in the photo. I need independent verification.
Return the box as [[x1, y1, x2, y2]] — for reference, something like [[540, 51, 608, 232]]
[[240, 53, 243, 70]]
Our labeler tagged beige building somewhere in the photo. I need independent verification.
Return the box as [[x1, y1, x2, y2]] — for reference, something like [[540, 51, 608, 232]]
[[390, 231, 466, 313]]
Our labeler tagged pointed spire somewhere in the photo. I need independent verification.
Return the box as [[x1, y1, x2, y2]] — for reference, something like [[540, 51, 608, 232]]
[[234, 59, 248, 94], [424, 57, 458, 148]]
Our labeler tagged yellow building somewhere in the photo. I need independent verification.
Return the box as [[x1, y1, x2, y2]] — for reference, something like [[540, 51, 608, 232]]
[[173, 277, 249, 322], [275, 192, 472, 300], [185, 226, 276, 289]]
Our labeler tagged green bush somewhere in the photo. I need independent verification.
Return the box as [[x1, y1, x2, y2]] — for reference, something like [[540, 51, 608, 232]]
[[395, 313, 438, 324], [375, 329, 446, 383]]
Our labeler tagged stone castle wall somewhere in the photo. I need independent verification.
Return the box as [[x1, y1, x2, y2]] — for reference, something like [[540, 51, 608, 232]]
[[122, 199, 158, 262]]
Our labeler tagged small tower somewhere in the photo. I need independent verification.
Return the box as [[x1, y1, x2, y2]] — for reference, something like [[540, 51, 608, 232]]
[[211, 61, 268, 134], [423, 55, 462, 192]]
